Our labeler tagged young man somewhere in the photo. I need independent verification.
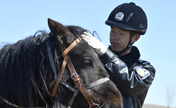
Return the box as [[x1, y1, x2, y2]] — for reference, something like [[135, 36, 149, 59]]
[[81, 2, 155, 108]]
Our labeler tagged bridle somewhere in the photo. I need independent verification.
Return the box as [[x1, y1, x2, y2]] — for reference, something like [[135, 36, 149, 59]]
[[49, 37, 109, 108], [48, 36, 109, 108], [0, 36, 110, 108], [51, 37, 97, 107]]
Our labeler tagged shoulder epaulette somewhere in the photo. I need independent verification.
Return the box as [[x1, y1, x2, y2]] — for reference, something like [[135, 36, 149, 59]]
[[136, 59, 150, 65]]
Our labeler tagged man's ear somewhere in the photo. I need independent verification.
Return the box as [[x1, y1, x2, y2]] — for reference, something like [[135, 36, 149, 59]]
[[132, 34, 140, 43]]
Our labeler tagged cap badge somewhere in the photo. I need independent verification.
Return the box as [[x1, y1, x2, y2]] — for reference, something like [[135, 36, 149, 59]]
[[114, 12, 124, 21]]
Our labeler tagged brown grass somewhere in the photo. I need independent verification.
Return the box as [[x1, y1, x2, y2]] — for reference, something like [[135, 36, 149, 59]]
[[143, 104, 176, 108]]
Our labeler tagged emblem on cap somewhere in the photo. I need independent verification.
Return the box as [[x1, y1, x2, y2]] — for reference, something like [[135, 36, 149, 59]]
[[114, 12, 124, 21]]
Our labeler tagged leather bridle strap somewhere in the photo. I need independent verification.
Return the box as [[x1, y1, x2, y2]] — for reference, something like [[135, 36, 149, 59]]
[[51, 37, 96, 107], [63, 51, 96, 108], [61, 37, 81, 58], [51, 56, 67, 97], [51, 37, 82, 97]]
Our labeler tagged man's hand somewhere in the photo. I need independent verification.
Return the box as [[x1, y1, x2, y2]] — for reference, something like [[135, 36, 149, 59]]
[[81, 32, 107, 56]]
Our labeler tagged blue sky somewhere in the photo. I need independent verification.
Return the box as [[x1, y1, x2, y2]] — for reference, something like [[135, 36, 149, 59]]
[[0, 0, 176, 107]]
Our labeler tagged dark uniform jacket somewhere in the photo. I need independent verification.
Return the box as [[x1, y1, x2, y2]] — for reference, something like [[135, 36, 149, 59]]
[[100, 46, 155, 108]]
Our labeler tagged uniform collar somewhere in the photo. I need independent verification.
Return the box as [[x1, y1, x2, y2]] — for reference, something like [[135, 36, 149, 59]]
[[109, 46, 140, 67]]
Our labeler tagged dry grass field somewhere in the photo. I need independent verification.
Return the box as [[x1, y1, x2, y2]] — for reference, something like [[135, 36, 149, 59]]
[[143, 104, 176, 108]]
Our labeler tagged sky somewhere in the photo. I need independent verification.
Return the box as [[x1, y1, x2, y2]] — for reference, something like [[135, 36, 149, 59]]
[[0, 0, 176, 107]]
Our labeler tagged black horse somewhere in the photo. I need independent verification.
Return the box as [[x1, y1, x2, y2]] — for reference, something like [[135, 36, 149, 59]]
[[0, 18, 122, 108]]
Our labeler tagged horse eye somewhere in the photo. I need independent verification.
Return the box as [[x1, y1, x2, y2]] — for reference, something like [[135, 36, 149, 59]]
[[83, 58, 92, 67], [84, 59, 91, 64], [81, 56, 93, 68]]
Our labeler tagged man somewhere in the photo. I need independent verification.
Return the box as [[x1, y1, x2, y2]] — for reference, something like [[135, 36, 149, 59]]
[[81, 2, 155, 108]]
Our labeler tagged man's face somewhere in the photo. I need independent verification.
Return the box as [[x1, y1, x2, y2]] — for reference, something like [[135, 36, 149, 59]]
[[110, 27, 131, 53]]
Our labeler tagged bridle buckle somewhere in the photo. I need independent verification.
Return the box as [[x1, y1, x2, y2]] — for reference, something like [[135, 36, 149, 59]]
[[71, 73, 80, 82]]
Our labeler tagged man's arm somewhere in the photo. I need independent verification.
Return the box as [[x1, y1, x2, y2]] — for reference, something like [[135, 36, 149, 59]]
[[100, 49, 155, 96]]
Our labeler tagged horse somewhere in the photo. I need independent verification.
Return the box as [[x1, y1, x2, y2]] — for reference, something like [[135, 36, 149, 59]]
[[0, 18, 122, 108]]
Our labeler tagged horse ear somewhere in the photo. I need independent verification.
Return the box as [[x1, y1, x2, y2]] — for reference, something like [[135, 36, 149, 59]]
[[48, 18, 70, 44]]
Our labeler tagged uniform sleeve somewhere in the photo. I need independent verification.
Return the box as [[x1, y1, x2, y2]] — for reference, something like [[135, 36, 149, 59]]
[[99, 49, 155, 97]]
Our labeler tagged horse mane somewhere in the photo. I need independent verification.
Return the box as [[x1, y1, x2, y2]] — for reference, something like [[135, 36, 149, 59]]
[[0, 25, 86, 107], [0, 31, 51, 106]]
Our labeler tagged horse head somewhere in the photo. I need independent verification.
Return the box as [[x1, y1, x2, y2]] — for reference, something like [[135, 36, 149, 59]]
[[47, 18, 123, 108]]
